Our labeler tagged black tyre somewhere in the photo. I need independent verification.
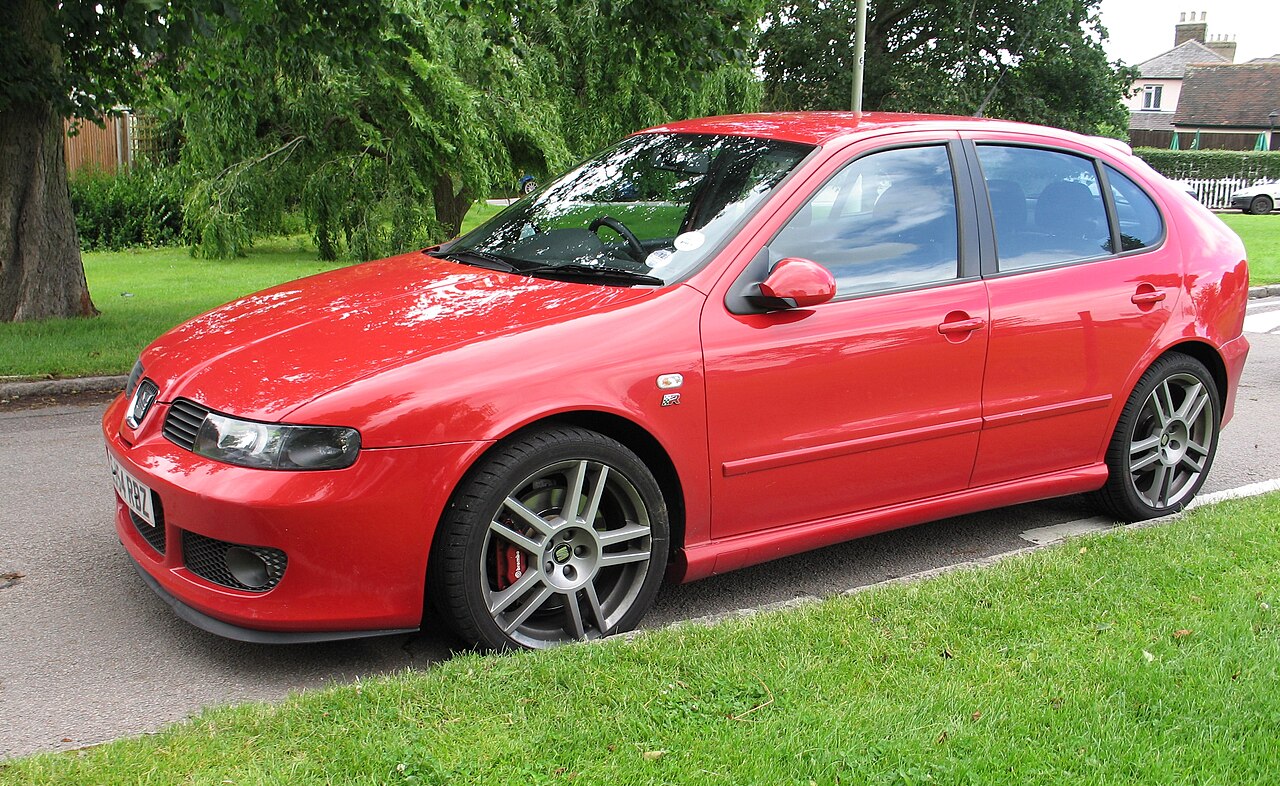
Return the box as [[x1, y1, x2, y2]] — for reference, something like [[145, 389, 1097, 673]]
[[521, 178, 537, 194], [1093, 354, 1220, 522], [1248, 195, 1273, 215], [429, 425, 668, 651]]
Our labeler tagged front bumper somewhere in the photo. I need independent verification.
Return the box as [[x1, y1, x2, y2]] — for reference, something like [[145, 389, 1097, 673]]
[[1231, 195, 1254, 210], [103, 394, 483, 637]]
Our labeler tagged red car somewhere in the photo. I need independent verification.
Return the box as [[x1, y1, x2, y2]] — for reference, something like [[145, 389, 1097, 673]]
[[104, 113, 1250, 650]]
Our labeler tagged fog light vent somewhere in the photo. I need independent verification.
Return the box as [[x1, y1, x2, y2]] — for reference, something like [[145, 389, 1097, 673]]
[[182, 531, 287, 592]]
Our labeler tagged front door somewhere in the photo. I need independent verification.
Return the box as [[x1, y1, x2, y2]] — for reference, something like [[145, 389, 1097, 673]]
[[701, 140, 990, 541]]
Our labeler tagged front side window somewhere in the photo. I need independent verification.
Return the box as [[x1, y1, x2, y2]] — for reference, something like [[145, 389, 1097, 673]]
[[977, 145, 1112, 272], [449, 133, 812, 286], [769, 145, 960, 297]]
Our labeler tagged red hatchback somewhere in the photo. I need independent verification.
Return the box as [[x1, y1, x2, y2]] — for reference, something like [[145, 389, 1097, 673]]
[[104, 113, 1250, 650]]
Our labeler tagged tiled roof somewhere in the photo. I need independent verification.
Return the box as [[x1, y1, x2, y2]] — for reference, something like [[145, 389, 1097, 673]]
[[1135, 40, 1228, 79], [1173, 63, 1280, 128], [1128, 111, 1177, 131]]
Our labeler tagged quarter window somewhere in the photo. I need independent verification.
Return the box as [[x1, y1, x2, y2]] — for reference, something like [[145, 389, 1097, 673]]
[[1105, 166, 1163, 251], [977, 146, 1112, 271], [770, 145, 960, 297]]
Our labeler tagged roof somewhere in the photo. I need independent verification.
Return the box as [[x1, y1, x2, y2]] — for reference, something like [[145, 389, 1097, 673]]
[[1173, 63, 1280, 129], [1135, 40, 1228, 79], [1128, 111, 1177, 132], [646, 112, 1061, 146]]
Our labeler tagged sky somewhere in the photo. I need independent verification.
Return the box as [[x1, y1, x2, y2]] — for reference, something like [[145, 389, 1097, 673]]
[[1097, 0, 1280, 66]]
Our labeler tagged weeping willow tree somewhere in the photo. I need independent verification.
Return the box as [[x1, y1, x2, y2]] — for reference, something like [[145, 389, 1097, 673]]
[[165, 0, 768, 261]]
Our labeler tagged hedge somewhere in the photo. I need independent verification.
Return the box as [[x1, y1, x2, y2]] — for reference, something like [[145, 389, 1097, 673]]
[[1134, 148, 1280, 181], [69, 165, 186, 251]]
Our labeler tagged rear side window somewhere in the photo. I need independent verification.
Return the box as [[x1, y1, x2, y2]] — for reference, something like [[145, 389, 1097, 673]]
[[770, 145, 960, 297], [977, 146, 1112, 271], [1105, 165, 1163, 251]]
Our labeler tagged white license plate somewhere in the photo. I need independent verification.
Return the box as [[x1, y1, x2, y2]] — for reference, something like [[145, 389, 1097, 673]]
[[109, 453, 156, 527]]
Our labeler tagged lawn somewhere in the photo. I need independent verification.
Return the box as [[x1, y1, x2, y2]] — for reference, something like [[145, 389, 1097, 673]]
[[1220, 213, 1280, 286], [0, 203, 507, 379], [3, 493, 1278, 785]]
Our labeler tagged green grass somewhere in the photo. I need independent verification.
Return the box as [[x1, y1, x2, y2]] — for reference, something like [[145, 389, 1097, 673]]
[[0, 204, 504, 379], [4, 493, 1278, 785], [1220, 213, 1280, 285]]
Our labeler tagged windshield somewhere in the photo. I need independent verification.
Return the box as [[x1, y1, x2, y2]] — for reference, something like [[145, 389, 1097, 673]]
[[446, 133, 814, 285]]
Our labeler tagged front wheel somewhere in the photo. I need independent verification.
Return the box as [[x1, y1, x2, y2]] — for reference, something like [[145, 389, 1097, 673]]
[[1093, 354, 1220, 521], [429, 426, 668, 651], [1249, 195, 1273, 215]]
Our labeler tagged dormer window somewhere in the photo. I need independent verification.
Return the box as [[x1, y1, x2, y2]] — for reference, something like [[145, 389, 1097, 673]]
[[1142, 84, 1164, 110]]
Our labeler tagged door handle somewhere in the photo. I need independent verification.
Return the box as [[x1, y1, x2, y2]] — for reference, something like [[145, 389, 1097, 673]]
[[1131, 291, 1167, 305], [937, 317, 985, 335]]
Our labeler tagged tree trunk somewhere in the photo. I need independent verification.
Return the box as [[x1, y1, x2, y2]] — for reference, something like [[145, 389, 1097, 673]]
[[0, 101, 97, 322], [432, 173, 474, 239]]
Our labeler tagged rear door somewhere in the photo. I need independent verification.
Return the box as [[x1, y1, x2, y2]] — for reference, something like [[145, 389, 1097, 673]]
[[962, 134, 1181, 486]]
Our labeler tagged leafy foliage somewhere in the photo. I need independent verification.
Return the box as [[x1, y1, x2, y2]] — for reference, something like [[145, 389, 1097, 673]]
[[758, 0, 1135, 134], [1135, 149, 1280, 181], [162, 0, 766, 260]]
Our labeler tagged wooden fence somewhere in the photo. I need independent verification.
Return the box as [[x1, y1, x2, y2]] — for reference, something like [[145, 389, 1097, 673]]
[[63, 113, 134, 176], [1130, 128, 1274, 152]]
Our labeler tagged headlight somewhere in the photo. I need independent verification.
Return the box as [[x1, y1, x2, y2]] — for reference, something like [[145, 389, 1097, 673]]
[[192, 413, 361, 470], [125, 359, 144, 398]]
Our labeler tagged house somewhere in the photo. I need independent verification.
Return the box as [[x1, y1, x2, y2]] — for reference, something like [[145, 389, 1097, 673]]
[[1173, 63, 1280, 151], [1125, 12, 1234, 148]]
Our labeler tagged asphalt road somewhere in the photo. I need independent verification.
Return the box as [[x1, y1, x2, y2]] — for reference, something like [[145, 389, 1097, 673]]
[[2, 305, 1278, 759]]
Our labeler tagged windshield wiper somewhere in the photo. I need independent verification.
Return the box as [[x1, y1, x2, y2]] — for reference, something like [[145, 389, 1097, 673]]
[[432, 249, 521, 273], [518, 263, 664, 287]]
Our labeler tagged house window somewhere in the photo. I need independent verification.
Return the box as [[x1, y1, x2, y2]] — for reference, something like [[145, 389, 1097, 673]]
[[1142, 85, 1163, 110]]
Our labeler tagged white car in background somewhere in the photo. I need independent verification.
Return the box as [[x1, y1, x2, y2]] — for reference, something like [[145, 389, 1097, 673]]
[[1231, 182, 1280, 214]]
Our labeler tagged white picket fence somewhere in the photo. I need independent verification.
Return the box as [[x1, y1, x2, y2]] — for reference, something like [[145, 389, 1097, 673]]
[[1178, 177, 1266, 209]]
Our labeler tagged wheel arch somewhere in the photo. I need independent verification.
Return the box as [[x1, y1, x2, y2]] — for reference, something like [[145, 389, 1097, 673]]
[[1163, 339, 1229, 408], [429, 409, 688, 566]]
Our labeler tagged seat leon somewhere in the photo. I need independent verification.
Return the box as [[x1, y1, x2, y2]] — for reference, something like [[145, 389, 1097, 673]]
[[104, 113, 1250, 650]]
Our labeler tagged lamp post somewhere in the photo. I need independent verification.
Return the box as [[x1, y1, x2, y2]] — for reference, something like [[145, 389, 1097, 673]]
[[851, 0, 868, 113], [1270, 110, 1278, 151]]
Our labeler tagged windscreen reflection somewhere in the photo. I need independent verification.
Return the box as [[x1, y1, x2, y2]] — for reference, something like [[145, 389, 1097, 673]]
[[451, 133, 814, 285]]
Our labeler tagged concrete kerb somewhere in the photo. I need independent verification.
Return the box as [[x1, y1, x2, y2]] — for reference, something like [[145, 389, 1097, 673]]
[[1250, 284, 1280, 299], [667, 478, 1280, 634], [0, 375, 126, 401]]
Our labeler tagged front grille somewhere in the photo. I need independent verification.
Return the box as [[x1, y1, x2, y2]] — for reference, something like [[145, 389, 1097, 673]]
[[182, 531, 287, 592], [164, 399, 210, 451], [130, 498, 166, 554]]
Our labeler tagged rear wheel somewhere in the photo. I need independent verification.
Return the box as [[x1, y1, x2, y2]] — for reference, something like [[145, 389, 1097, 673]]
[[429, 426, 668, 651], [1248, 195, 1273, 215], [1093, 354, 1220, 521]]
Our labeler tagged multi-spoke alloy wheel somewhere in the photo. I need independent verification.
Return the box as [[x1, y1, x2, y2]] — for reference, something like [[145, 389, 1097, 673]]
[[1095, 354, 1220, 521], [430, 426, 668, 651]]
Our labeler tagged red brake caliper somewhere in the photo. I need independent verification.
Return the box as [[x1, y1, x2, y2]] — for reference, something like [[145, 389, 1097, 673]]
[[494, 519, 527, 590]]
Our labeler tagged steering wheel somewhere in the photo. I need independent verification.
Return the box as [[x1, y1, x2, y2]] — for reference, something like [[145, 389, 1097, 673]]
[[588, 215, 645, 262]]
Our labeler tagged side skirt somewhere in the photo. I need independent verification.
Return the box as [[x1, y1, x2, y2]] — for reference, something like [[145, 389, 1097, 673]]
[[670, 464, 1108, 583]]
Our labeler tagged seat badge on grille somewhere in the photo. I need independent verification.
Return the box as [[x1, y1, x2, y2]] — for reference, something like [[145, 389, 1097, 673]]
[[126, 380, 159, 428]]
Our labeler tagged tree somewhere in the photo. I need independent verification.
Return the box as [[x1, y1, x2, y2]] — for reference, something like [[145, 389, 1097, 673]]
[[169, 0, 768, 260], [0, 0, 394, 322], [759, 0, 1135, 134]]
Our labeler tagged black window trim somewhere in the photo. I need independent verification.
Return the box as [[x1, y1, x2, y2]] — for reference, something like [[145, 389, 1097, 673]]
[[725, 137, 980, 314], [963, 139, 1169, 279]]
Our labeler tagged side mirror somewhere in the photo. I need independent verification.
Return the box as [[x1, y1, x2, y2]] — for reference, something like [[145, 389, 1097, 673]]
[[749, 257, 836, 311]]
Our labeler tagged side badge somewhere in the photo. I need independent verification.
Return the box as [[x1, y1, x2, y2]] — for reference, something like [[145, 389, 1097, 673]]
[[657, 373, 683, 407]]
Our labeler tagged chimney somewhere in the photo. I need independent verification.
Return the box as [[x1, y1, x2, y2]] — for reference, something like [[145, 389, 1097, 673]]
[[1175, 10, 1208, 47], [1205, 33, 1237, 62]]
